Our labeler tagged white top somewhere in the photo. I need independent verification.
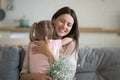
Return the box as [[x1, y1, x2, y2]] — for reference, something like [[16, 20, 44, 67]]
[[64, 51, 78, 80], [61, 40, 78, 80]]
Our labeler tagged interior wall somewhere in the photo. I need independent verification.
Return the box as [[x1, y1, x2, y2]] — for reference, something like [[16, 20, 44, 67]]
[[0, 0, 120, 29]]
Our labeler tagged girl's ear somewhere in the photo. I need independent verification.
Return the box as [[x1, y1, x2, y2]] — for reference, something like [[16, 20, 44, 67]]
[[45, 36, 49, 44]]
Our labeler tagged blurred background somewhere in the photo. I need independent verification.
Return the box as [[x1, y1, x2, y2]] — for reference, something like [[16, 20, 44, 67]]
[[0, 0, 120, 47]]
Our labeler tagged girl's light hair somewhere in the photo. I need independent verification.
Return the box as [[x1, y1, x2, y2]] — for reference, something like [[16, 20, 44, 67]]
[[29, 20, 54, 41]]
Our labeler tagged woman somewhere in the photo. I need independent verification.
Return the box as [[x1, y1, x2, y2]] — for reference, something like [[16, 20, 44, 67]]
[[20, 6, 79, 80]]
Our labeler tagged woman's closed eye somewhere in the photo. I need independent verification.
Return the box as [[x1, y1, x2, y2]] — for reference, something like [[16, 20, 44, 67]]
[[67, 23, 72, 27], [59, 18, 73, 28], [59, 19, 65, 24]]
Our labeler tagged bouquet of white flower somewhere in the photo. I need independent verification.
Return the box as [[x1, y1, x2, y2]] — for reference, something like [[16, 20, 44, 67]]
[[47, 59, 71, 80]]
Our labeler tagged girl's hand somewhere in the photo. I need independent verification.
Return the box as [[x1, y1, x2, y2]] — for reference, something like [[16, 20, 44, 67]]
[[62, 37, 73, 46]]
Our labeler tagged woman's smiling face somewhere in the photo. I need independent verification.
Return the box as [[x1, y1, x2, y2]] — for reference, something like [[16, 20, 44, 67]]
[[53, 14, 74, 37]]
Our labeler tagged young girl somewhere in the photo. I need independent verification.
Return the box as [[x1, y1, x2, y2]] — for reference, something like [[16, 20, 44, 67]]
[[20, 20, 72, 80]]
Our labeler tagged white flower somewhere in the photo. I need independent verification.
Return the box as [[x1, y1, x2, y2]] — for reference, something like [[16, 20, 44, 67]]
[[47, 59, 71, 80]]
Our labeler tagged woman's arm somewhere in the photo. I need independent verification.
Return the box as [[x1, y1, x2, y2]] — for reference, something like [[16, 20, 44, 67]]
[[32, 37, 55, 64], [32, 37, 73, 58]]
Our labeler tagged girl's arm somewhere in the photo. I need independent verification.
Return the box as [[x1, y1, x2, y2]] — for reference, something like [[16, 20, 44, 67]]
[[62, 37, 73, 46]]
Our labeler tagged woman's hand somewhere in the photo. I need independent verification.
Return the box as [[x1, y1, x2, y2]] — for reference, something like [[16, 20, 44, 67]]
[[31, 73, 52, 80], [32, 36, 49, 54], [20, 73, 52, 80], [32, 41, 50, 56], [32, 36, 55, 64]]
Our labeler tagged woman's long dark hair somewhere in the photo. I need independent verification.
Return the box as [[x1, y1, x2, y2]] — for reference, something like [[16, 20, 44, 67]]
[[52, 6, 79, 50]]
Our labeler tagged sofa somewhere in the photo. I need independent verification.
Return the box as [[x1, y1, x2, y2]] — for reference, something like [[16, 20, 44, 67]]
[[0, 46, 26, 80], [75, 47, 120, 80], [0, 46, 120, 80]]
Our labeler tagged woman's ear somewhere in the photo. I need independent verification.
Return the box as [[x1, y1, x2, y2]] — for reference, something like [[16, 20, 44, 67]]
[[52, 19, 55, 25]]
